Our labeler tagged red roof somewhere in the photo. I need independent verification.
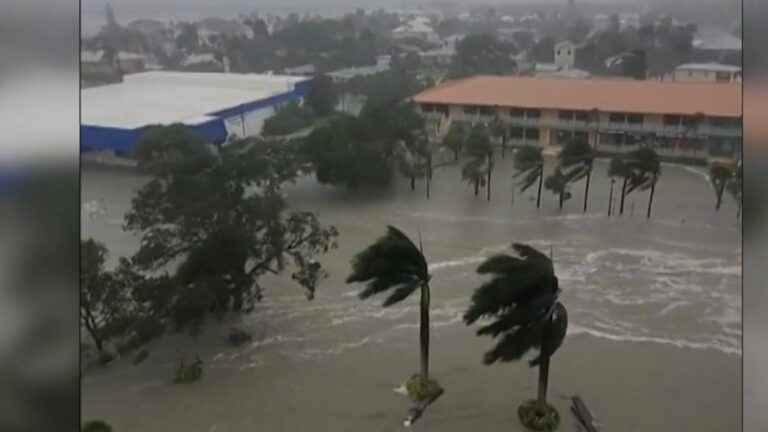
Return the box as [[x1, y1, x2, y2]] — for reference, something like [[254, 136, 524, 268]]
[[412, 75, 742, 118]]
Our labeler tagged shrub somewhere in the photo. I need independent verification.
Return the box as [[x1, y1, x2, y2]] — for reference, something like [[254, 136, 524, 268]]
[[405, 374, 443, 403], [82, 420, 112, 432], [174, 355, 203, 383], [262, 102, 315, 136], [518, 399, 560, 432]]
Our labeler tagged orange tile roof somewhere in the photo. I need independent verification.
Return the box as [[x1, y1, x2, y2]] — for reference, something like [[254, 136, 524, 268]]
[[412, 75, 742, 118]]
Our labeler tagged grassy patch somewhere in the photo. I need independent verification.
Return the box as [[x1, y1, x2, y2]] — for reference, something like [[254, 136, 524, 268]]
[[405, 374, 444, 403], [518, 399, 560, 431]]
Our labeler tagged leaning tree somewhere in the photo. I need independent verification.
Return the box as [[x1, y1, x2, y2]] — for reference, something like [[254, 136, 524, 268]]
[[464, 243, 568, 431], [709, 163, 734, 211], [346, 226, 444, 419], [514, 146, 545, 208], [463, 125, 494, 200], [544, 167, 571, 210], [559, 139, 595, 212]]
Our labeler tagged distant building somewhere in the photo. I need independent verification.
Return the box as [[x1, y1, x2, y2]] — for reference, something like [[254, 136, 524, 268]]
[[692, 29, 742, 65], [392, 18, 439, 42], [554, 40, 577, 70], [81, 50, 147, 75], [283, 64, 317, 76], [420, 46, 455, 67], [412, 76, 742, 161], [81, 72, 312, 154], [672, 63, 742, 83], [327, 63, 390, 83], [180, 52, 224, 72]]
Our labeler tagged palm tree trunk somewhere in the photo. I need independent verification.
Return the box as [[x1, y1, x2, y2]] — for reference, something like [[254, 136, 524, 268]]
[[716, 183, 725, 211], [583, 169, 591, 213], [474, 178, 479, 196], [559, 191, 564, 210], [646, 179, 656, 219], [486, 155, 492, 201], [608, 179, 615, 216], [537, 356, 550, 406], [410, 176, 416, 191], [536, 167, 544, 209], [619, 177, 628, 215], [420, 283, 431, 380], [501, 134, 507, 159]]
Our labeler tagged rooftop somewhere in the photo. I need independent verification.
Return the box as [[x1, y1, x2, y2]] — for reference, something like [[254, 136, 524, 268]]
[[412, 75, 742, 117], [82, 71, 309, 129]]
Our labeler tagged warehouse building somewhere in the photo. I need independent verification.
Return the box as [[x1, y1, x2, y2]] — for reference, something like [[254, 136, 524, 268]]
[[81, 71, 312, 154]]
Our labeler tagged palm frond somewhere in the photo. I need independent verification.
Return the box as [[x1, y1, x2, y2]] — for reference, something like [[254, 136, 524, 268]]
[[482, 321, 545, 365], [476, 254, 526, 274], [529, 302, 568, 366], [476, 292, 558, 337]]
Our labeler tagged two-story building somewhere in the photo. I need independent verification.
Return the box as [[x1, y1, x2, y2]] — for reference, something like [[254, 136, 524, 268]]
[[412, 76, 742, 161]]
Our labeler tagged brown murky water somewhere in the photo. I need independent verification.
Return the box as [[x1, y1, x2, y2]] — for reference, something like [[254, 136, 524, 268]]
[[81, 156, 741, 431]]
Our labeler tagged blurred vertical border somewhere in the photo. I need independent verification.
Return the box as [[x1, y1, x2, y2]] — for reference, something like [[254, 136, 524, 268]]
[[0, 0, 79, 430], [743, 0, 768, 430]]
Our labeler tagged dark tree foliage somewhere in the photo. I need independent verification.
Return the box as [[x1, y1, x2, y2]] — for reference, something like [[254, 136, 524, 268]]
[[709, 163, 733, 211], [559, 139, 595, 212], [262, 101, 315, 136], [442, 123, 467, 162], [126, 127, 338, 332], [462, 125, 493, 197], [452, 33, 517, 77], [306, 74, 337, 117], [609, 148, 662, 217], [464, 243, 567, 367], [175, 22, 199, 52], [544, 168, 571, 210], [513, 146, 545, 207], [530, 36, 555, 64], [347, 226, 434, 381], [80, 239, 136, 354]]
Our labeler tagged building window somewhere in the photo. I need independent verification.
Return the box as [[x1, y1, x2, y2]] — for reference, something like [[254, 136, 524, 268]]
[[663, 115, 681, 126], [464, 106, 478, 115], [510, 127, 524, 138], [609, 113, 626, 123], [525, 128, 540, 141], [558, 110, 573, 121], [526, 109, 541, 119], [574, 111, 589, 122], [627, 114, 644, 124], [478, 106, 495, 116], [575, 131, 589, 142], [509, 108, 524, 117]]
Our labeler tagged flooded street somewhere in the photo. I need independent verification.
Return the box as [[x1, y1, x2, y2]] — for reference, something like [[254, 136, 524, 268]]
[[81, 155, 741, 431]]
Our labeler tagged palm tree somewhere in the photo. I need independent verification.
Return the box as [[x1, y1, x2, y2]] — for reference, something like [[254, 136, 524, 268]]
[[514, 146, 545, 208], [346, 226, 436, 387], [726, 160, 742, 218], [396, 132, 430, 192], [464, 244, 568, 431], [559, 139, 595, 212], [492, 115, 509, 159], [624, 147, 662, 219], [608, 156, 631, 216], [463, 125, 494, 200], [709, 163, 733, 211], [443, 123, 467, 162], [588, 108, 600, 149], [545, 167, 571, 210]]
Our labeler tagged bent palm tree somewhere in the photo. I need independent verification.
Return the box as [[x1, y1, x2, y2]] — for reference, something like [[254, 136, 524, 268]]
[[346, 226, 440, 398], [464, 244, 568, 431], [559, 139, 594, 212], [709, 163, 733, 211], [624, 147, 661, 219], [727, 160, 742, 218], [545, 167, 571, 210], [492, 115, 509, 159], [514, 146, 545, 208], [608, 157, 631, 216], [463, 125, 494, 200]]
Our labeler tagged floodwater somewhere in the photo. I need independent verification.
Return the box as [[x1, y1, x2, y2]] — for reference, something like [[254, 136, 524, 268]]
[[81, 155, 741, 432]]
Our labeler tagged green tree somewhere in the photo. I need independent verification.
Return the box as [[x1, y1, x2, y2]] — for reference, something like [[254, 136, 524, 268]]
[[544, 167, 571, 210], [559, 139, 595, 212], [442, 123, 467, 162], [625, 147, 662, 219], [262, 101, 315, 136], [396, 131, 431, 193], [608, 156, 631, 216], [126, 128, 338, 332], [175, 22, 199, 52], [492, 115, 509, 159], [463, 125, 494, 199], [347, 226, 438, 387], [464, 244, 568, 431], [306, 74, 337, 116], [514, 146, 545, 208], [80, 239, 135, 356], [727, 160, 742, 218], [452, 33, 517, 77]]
